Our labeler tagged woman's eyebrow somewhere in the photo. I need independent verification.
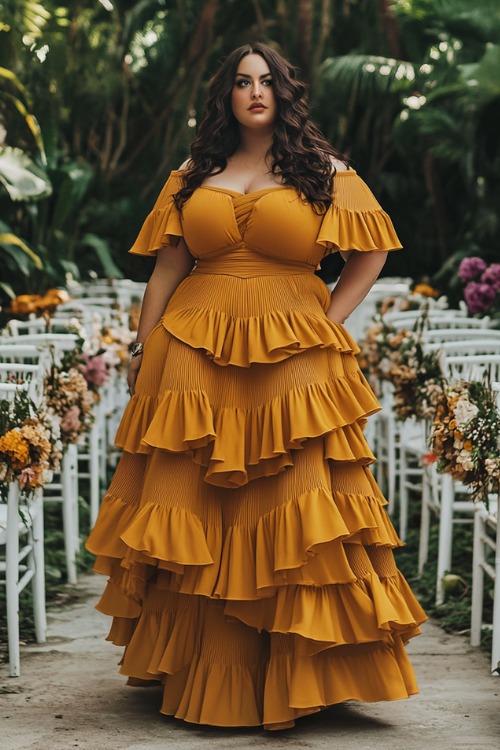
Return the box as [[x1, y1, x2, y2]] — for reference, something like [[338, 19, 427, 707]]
[[234, 73, 272, 79]]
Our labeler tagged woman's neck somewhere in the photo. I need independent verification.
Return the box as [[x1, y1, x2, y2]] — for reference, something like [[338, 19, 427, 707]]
[[234, 126, 274, 163]]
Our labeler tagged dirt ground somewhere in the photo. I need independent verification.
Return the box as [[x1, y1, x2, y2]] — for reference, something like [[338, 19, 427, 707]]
[[1, 574, 499, 750]]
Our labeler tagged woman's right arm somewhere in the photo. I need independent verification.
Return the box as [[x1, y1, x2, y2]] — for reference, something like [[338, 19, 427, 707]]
[[127, 238, 195, 394]]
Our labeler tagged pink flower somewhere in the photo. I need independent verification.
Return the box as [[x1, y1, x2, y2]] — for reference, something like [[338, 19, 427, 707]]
[[458, 256, 487, 282], [463, 281, 497, 314], [18, 467, 37, 489], [480, 263, 500, 292], [60, 405, 82, 433], [81, 354, 110, 387]]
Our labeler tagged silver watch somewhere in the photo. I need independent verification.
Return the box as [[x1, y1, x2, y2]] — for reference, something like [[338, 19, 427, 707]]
[[130, 342, 144, 358]]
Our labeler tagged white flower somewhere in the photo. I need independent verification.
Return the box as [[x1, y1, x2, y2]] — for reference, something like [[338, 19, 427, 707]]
[[41, 468, 54, 484], [453, 398, 479, 428], [457, 449, 474, 471], [378, 357, 392, 374]]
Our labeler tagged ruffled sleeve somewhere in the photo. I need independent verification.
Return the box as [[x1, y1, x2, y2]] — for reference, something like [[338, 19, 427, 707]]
[[316, 171, 402, 254], [129, 171, 184, 256]]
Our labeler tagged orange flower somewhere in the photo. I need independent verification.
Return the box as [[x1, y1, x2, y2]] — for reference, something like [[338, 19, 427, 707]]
[[10, 294, 43, 315], [463, 440, 473, 451], [413, 283, 440, 298]]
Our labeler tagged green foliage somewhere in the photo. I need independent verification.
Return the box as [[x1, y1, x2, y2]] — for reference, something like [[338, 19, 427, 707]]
[[0, 0, 499, 297], [0, 146, 51, 200]]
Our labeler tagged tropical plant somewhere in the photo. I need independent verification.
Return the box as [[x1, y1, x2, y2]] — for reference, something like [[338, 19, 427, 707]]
[[317, 0, 500, 284]]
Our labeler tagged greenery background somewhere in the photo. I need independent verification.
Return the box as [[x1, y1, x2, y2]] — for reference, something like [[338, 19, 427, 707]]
[[1, 0, 500, 307]]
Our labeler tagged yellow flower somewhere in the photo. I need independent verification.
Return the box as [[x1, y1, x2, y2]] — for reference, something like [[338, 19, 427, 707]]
[[0, 429, 31, 469]]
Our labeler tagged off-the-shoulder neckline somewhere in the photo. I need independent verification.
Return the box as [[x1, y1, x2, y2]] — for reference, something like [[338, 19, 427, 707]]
[[168, 168, 358, 198]]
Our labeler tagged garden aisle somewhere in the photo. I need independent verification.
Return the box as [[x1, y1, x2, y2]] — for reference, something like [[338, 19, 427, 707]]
[[0, 574, 498, 750]]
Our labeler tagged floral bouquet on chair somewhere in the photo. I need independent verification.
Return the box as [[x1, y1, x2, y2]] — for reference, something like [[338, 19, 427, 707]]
[[358, 318, 444, 420], [429, 379, 500, 505], [0, 392, 63, 499], [44, 366, 95, 446]]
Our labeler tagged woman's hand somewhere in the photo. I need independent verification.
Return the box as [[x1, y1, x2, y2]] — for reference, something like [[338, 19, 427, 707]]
[[127, 354, 143, 396]]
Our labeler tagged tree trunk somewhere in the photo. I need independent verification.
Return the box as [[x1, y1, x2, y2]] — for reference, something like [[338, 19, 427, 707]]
[[423, 151, 449, 261], [297, 0, 314, 85], [377, 0, 404, 59]]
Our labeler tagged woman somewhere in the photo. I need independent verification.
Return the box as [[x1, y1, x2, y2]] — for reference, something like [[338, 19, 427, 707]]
[[87, 42, 426, 731]]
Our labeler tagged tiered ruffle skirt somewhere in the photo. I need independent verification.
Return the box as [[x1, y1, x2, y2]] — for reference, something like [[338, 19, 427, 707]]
[[86, 271, 426, 730]]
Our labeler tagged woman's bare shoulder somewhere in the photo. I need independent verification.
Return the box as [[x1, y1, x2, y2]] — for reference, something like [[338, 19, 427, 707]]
[[177, 158, 192, 171], [329, 155, 349, 172]]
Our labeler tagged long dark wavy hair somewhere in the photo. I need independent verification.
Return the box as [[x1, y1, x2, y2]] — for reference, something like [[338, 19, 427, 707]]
[[173, 43, 348, 214]]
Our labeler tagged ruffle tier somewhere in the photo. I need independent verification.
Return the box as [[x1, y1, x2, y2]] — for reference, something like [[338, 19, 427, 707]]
[[88, 476, 404, 600], [162, 306, 360, 367], [87, 443, 426, 728], [317, 205, 402, 253], [114, 373, 380, 487], [99, 582, 422, 729], [129, 194, 183, 255]]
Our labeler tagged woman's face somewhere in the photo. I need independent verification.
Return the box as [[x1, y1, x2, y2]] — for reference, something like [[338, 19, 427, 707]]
[[231, 53, 277, 130]]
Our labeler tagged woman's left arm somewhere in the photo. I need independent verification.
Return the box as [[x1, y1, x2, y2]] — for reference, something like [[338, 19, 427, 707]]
[[326, 250, 388, 324]]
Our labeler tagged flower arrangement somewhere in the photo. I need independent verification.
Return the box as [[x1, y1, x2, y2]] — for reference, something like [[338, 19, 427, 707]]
[[429, 379, 500, 505], [80, 351, 113, 387], [8, 289, 70, 317], [376, 284, 447, 317], [100, 324, 135, 372], [358, 318, 445, 420], [0, 392, 63, 498], [458, 257, 500, 317], [44, 366, 95, 445]]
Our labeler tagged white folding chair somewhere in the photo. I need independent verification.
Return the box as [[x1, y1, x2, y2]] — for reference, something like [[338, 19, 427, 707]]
[[471, 498, 499, 674], [343, 280, 410, 341], [435, 355, 500, 604], [398, 352, 500, 605], [423, 328, 500, 345], [0, 380, 47, 677], [425, 340, 500, 356], [0, 363, 45, 404], [384, 309, 487, 331], [470, 381, 500, 674], [0, 334, 83, 584]]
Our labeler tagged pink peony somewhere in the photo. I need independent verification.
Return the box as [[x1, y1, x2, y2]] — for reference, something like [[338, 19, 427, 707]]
[[60, 405, 82, 433], [18, 466, 38, 489], [480, 263, 500, 292], [458, 256, 487, 282], [81, 354, 110, 387], [463, 281, 497, 314]]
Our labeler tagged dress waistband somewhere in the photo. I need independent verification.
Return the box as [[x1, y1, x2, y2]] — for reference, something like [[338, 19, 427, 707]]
[[191, 249, 315, 278]]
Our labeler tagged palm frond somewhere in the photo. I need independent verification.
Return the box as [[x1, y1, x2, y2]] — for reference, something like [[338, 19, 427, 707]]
[[319, 54, 416, 104]]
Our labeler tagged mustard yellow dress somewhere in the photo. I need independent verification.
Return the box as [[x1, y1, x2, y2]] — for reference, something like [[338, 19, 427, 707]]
[[86, 169, 426, 730]]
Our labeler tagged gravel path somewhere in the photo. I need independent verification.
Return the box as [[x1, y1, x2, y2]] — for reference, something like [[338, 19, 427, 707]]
[[1, 574, 499, 750]]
